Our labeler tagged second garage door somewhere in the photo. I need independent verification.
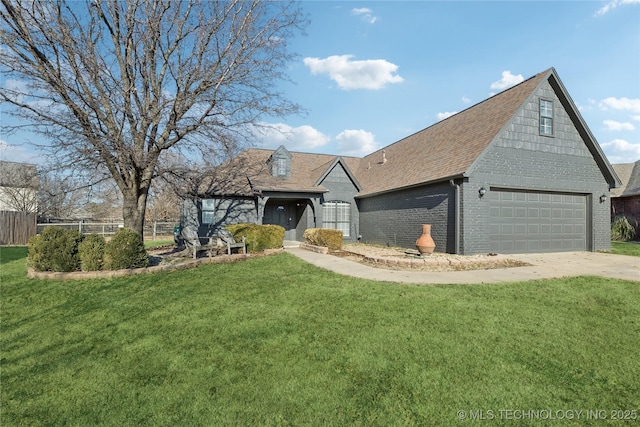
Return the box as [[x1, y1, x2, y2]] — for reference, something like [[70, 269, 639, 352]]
[[489, 189, 587, 254]]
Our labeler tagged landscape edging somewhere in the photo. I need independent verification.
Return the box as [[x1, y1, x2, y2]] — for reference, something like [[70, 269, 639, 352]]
[[27, 250, 282, 280]]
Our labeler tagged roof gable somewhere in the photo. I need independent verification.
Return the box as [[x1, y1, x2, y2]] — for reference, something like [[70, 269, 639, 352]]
[[314, 157, 362, 192], [612, 160, 640, 197], [195, 68, 621, 198], [354, 70, 549, 197]]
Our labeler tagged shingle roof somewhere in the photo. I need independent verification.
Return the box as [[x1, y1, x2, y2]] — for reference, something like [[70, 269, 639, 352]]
[[201, 68, 620, 198], [354, 70, 549, 196], [200, 148, 362, 196], [612, 161, 640, 197], [0, 161, 38, 189]]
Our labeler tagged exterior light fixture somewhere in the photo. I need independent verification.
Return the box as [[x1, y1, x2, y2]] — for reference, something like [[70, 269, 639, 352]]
[[478, 187, 487, 197], [600, 194, 607, 203]]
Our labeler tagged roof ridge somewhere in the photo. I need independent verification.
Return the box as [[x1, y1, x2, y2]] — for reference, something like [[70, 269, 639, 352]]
[[363, 69, 551, 159]]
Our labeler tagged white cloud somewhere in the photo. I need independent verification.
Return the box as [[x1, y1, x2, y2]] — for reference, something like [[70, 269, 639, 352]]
[[0, 139, 40, 163], [436, 111, 457, 121], [632, 115, 640, 122], [3, 79, 28, 103], [303, 55, 404, 90], [490, 71, 525, 91], [595, 0, 640, 16], [336, 129, 380, 157], [600, 139, 640, 163], [352, 7, 377, 24], [604, 120, 636, 131], [255, 123, 330, 151], [599, 97, 640, 113], [462, 95, 471, 104]]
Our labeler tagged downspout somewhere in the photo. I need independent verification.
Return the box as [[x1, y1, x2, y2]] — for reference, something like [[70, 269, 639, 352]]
[[449, 179, 460, 254]]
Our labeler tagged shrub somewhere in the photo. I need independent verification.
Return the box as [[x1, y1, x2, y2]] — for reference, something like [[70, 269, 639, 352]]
[[103, 228, 148, 270], [303, 228, 343, 250], [611, 215, 636, 241], [78, 234, 106, 271], [226, 223, 285, 253], [28, 226, 82, 272]]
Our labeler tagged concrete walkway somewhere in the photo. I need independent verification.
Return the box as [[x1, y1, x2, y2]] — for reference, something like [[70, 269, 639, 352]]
[[284, 244, 639, 284]]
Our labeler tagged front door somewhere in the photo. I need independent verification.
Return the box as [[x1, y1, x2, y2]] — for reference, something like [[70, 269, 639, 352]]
[[266, 201, 297, 241]]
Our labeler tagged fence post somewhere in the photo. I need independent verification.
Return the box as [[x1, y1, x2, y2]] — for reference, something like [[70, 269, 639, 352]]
[[153, 221, 157, 240], [79, 220, 82, 234]]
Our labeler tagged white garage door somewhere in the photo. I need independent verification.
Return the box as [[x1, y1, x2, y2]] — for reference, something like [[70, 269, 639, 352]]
[[489, 190, 587, 254]]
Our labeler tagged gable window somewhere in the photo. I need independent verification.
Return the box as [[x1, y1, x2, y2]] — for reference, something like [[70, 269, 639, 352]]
[[539, 99, 553, 136], [275, 157, 287, 176], [201, 199, 216, 224], [323, 201, 350, 237]]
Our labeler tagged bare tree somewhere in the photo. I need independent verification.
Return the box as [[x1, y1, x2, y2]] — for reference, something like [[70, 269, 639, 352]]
[[0, 160, 38, 212], [0, 0, 305, 236], [37, 170, 85, 219], [146, 178, 180, 222]]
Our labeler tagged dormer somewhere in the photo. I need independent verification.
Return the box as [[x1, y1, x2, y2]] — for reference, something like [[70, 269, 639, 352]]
[[269, 145, 292, 178]]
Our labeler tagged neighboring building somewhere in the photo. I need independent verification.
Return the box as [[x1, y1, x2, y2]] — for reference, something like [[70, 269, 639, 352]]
[[0, 160, 38, 213], [182, 68, 620, 255], [611, 160, 640, 238]]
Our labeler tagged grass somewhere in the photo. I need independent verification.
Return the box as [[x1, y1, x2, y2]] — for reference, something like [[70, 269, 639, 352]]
[[143, 239, 174, 249], [610, 240, 640, 257], [1, 246, 639, 426]]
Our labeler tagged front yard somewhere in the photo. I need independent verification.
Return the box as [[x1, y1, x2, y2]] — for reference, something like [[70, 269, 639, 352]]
[[1, 246, 638, 426], [610, 240, 640, 257]]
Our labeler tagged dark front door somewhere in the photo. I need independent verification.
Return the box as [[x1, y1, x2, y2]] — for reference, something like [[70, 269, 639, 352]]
[[266, 201, 297, 241]]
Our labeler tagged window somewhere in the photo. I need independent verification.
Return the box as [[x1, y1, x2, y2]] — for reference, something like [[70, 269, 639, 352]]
[[201, 199, 216, 224], [276, 157, 287, 176], [539, 99, 553, 136], [322, 201, 350, 237]]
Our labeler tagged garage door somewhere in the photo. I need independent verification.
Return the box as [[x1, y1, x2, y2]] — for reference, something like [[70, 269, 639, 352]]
[[489, 190, 587, 254]]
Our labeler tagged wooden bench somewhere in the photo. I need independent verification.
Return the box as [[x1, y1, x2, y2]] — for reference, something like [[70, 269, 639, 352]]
[[217, 229, 246, 255], [181, 227, 246, 258], [181, 226, 217, 259]]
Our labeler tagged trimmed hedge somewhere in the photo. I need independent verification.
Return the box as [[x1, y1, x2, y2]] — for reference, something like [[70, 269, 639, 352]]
[[28, 226, 82, 272], [303, 228, 343, 251], [103, 228, 149, 270], [79, 234, 106, 271], [226, 223, 285, 253]]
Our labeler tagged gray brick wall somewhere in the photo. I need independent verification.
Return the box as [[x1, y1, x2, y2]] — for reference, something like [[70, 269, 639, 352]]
[[358, 181, 455, 252], [181, 196, 257, 237], [318, 162, 360, 241], [463, 80, 612, 254]]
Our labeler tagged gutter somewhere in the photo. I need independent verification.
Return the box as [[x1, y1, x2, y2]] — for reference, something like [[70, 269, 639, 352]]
[[449, 179, 460, 254]]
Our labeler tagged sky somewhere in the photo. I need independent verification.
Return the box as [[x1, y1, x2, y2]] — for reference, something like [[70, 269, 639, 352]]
[[1, 0, 639, 166]]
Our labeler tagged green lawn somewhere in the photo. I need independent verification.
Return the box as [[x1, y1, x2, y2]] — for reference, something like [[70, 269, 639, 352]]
[[610, 241, 640, 257], [1, 247, 638, 426]]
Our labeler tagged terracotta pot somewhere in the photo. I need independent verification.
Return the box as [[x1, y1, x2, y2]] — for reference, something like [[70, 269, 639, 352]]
[[415, 224, 436, 255]]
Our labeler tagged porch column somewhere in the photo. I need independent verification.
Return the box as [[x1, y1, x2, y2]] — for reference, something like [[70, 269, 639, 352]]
[[256, 196, 269, 225], [310, 198, 321, 228]]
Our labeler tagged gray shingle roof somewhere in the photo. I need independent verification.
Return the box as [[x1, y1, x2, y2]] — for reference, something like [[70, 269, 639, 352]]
[[612, 161, 640, 197], [0, 161, 38, 189]]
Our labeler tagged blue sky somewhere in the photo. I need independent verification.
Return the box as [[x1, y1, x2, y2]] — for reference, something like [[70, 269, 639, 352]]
[[1, 0, 639, 165], [256, 0, 640, 164]]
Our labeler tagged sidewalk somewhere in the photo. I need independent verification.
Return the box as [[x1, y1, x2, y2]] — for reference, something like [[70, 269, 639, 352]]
[[285, 245, 639, 284]]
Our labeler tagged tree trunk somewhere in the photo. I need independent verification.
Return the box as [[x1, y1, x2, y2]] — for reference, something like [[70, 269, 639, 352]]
[[122, 189, 149, 238]]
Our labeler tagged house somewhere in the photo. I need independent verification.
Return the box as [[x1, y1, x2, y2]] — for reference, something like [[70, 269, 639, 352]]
[[0, 160, 38, 213], [611, 160, 640, 238], [181, 68, 620, 255]]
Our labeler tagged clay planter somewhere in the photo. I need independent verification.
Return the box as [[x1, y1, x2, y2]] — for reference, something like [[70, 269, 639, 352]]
[[415, 224, 436, 255]]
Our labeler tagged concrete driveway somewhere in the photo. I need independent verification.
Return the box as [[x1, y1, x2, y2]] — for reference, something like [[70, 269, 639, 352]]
[[285, 246, 639, 284]]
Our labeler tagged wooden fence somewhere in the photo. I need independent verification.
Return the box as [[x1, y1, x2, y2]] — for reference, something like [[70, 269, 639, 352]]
[[0, 211, 37, 245]]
